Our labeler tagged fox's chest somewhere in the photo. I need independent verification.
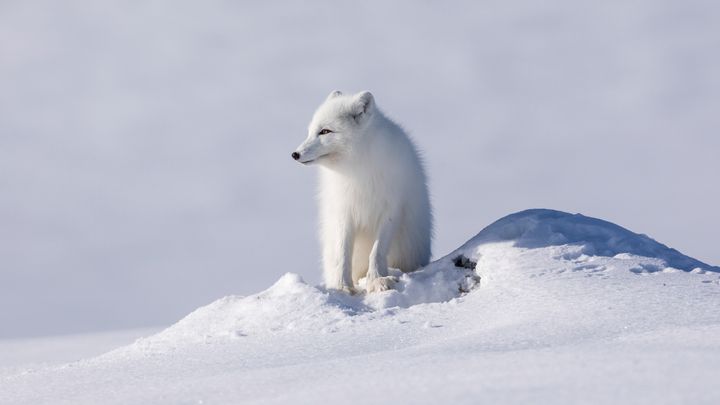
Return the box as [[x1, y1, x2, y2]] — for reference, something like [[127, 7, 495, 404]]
[[321, 165, 402, 216], [344, 177, 397, 225]]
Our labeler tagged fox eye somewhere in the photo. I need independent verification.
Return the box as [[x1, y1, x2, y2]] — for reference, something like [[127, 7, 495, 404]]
[[318, 129, 333, 135]]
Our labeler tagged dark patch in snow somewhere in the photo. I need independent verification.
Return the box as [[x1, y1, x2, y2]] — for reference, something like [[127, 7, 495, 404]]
[[453, 255, 477, 270]]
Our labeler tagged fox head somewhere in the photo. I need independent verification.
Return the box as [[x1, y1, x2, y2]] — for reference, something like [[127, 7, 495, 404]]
[[292, 90, 375, 166]]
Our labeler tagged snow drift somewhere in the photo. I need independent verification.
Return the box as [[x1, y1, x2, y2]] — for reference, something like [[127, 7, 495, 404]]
[[122, 209, 717, 351], [4, 209, 719, 404]]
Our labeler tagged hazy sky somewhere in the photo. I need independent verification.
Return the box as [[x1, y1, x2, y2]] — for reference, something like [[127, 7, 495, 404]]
[[1, 0, 718, 338]]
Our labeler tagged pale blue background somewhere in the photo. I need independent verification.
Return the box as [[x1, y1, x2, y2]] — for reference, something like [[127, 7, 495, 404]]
[[1, 0, 718, 338]]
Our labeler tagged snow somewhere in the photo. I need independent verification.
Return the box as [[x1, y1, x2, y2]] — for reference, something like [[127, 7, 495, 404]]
[[3, 209, 719, 404], [0, 328, 157, 375]]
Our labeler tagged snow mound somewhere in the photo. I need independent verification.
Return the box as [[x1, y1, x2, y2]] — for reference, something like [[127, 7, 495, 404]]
[[451, 208, 718, 273], [123, 209, 716, 351], [130, 267, 479, 349]]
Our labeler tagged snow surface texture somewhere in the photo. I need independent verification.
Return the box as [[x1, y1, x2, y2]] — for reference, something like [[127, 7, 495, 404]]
[[3, 209, 719, 404], [0, 328, 157, 375]]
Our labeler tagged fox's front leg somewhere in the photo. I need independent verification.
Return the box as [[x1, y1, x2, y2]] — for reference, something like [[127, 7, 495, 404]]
[[365, 214, 398, 293], [322, 215, 355, 292]]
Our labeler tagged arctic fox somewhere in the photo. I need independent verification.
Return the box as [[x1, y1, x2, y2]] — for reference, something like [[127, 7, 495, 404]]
[[292, 90, 432, 293]]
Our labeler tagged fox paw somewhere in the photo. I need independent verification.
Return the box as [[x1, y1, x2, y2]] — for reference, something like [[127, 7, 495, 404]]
[[365, 276, 397, 293], [327, 283, 357, 295], [341, 285, 358, 295]]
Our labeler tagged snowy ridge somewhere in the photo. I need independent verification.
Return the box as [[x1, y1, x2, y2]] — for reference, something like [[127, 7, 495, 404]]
[[116, 209, 716, 353], [124, 259, 479, 350], [453, 209, 718, 272]]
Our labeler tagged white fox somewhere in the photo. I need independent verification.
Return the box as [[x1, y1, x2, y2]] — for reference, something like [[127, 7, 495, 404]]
[[292, 91, 432, 293]]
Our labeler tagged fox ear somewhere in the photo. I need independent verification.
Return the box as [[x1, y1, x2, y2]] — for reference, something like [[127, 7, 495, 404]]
[[326, 90, 343, 101], [351, 91, 375, 122]]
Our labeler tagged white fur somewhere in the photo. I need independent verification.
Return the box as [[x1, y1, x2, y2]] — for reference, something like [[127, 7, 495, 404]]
[[293, 91, 432, 293]]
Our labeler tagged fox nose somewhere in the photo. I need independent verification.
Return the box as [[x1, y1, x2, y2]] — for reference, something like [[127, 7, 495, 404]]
[[291, 152, 300, 160]]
